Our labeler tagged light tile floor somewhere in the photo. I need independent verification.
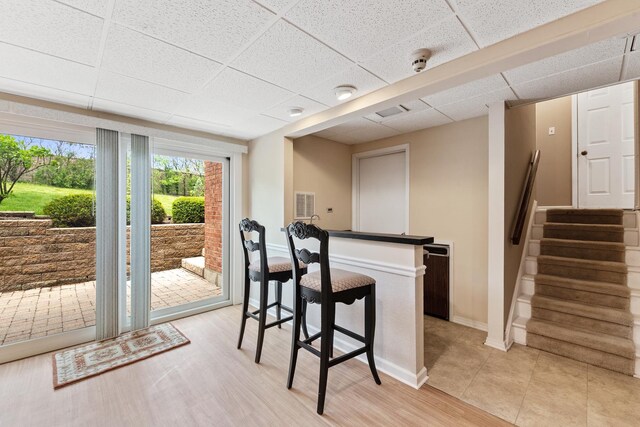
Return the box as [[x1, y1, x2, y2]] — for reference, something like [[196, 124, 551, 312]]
[[0, 268, 221, 346], [424, 315, 640, 426]]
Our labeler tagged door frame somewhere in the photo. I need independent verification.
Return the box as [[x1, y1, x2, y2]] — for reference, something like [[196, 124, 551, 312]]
[[571, 81, 640, 209], [351, 144, 410, 233]]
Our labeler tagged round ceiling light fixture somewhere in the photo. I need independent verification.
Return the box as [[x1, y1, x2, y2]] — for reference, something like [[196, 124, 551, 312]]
[[334, 85, 357, 101], [288, 107, 304, 117]]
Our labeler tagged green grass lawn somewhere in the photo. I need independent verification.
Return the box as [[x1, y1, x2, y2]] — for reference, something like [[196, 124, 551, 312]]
[[0, 182, 178, 216]]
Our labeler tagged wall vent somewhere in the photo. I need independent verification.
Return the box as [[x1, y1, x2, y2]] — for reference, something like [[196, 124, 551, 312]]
[[295, 191, 315, 219], [375, 105, 409, 118]]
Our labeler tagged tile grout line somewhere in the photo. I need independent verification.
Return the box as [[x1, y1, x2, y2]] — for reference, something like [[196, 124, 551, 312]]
[[513, 350, 541, 426]]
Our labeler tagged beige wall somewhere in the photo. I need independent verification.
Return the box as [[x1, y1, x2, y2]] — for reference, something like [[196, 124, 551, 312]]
[[503, 104, 537, 324], [351, 117, 489, 325], [292, 135, 352, 230], [535, 96, 573, 206]]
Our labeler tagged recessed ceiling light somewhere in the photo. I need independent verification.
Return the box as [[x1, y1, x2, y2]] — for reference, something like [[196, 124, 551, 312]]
[[334, 85, 357, 101], [288, 107, 304, 117]]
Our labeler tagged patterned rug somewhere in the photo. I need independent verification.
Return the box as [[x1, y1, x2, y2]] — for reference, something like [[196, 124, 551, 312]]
[[52, 323, 190, 389]]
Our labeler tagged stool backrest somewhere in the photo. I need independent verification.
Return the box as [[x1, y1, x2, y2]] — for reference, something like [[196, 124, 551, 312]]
[[239, 218, 268, 275], [285, 221, 332, 297]]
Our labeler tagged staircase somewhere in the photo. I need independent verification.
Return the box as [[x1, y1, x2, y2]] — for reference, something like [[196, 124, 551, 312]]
[[511, 208, 640, 377]]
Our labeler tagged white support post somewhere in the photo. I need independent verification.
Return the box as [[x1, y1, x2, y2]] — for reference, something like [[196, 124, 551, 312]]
[[486, 101, 509, 351]]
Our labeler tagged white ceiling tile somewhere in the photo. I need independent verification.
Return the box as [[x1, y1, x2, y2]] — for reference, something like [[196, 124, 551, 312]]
[[167, 115, 240, 138], [317, 118, 400, 144], [253, 0, 298, 13], [102, 24, 222, 92], [0, 0, 104, 65], [172, 94, 257, 126], [95, 71, 189, 113], [458, 0, 604, 47], [299, 65, 386, 107], [504, 37, 627, 85], [382, 108, 453, 133], [0, 77, 91, 108], [286, 0, 453, 62], [0, 42, 96, 95], [113, 0, 276, 62], [623, 51, 640, 81], [422, 74, 509, 107], [56, 0, 108, 16], [232, 20, 353, 93], [92, 98, 172, 123], [436, 87, 517, 121], [234, 114, 289, 139], [361, 16, 478, 83], [512, 56, 623, 102], [262, 95, 328, 122], [202, 68, 294, 111]]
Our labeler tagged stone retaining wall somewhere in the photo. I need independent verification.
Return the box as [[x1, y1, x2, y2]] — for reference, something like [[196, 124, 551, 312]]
[[0, 220, 204, 292]]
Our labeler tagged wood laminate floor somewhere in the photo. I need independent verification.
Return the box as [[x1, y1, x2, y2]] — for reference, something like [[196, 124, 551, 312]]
[[0, 305, 508, 427]]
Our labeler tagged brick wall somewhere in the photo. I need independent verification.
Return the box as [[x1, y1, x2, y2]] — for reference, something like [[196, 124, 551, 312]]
[[204, 161, 223, 274], [0, 220, 204, 292]]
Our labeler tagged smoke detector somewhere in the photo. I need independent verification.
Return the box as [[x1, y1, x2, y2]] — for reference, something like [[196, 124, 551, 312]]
[[411, 48, 432, 73]]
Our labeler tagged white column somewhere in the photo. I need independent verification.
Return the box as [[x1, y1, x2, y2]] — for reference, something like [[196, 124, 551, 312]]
[[485, 101, 508, 351], [96, 128, 119, 340], [130, 134, 151, 330]]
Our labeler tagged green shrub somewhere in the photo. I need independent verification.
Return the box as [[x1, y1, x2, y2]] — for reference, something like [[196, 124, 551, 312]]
[[125, 197, 167, 225], [172, 197, 205, 223], [43, 194, 95, 227]]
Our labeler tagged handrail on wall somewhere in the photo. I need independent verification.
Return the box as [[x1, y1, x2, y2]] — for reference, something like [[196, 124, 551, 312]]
[[511, 150, 541, 245]]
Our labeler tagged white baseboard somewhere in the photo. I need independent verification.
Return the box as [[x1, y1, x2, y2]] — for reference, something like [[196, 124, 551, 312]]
[[484, 336, 511, 352], [451, 315, 488, 332]]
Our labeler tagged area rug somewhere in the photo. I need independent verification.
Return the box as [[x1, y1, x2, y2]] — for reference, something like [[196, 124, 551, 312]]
[[52, 323, 190, 389]]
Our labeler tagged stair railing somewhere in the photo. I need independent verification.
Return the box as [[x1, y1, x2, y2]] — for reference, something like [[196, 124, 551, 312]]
[[511, 150, 541, 245]]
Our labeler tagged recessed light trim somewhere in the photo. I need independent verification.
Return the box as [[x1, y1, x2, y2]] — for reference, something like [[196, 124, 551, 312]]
[[334, 85, 357, 101], [288, 107, 304, 117]]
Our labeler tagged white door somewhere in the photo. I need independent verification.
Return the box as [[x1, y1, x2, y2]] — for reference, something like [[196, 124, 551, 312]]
[[577, 81, 635, 208], [356, 151, 407, 233]]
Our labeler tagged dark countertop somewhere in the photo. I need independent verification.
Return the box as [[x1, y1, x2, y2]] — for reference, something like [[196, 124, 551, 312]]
[[326, 230, 434, 245]]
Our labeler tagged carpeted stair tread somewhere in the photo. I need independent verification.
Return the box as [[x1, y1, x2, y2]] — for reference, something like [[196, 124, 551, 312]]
[[526, 334, 635, 376], [537, 255, 627, 284], [534, 274, 631, 297], [526, 318, 635, 359], [531, 307, 632, 338], [546, 209, 623, 225], [543, 223, 624, 242], [535, 282, 630, 310], [532, 294, 633, 326], [539, 238, 625, 262]]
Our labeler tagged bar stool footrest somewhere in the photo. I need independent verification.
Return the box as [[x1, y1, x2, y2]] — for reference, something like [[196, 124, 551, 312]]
[[334, 324, 365, 344], [328, 346, 367, 367]]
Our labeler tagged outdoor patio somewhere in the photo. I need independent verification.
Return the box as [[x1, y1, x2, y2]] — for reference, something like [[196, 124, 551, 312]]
[[0, 268, 221, 346]]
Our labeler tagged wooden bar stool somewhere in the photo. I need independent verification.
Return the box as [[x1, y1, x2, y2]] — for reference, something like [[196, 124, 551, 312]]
[[284, 222, 381, 415], [237, 218, 307, 363]]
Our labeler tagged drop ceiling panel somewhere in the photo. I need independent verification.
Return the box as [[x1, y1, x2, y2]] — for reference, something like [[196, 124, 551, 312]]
[[92, 98, 172, 123], [56, 0, 109, 17], [317, 118, 400, 145], [202, 68, 294, 112], [286, 0, 453, 62], [0, 42, 96, 95], [253, 0, 298, 13], [422, 74, 509, 107], [504, 37, 627, 85], [0, 0, 104, 65], [512, 56, 624, 101], [623, 51, 640, 81], [234, 114, 290, 139], [232, 20, 353, 93], [458, 0, 604, 48], [95, 71, 189, 113], [0, 77, 91, 109], [436, 87, 517, 121], [102, 24, 222, 93], [172, 94, 257, 126], [263, 95, 327, 122], [167, 115, 238, 137], [382, 108, 453, 133], [361, 16, 477, 83], [112, 0, 276, 62], [300, 65, 386, 107]]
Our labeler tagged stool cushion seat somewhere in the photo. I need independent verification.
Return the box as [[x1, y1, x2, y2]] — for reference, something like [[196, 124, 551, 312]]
[[249, 256, 303, 273], [300, 268, 375, 293]]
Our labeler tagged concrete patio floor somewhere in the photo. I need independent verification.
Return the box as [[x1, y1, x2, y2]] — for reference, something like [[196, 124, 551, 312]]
[[0, 268, 221, 346]]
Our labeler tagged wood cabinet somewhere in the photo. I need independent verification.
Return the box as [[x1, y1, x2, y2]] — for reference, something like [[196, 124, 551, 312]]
[[423, 245, 450, 320]]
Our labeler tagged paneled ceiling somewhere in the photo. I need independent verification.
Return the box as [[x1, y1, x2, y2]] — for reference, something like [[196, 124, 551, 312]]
[[0, 0, 635, 143]]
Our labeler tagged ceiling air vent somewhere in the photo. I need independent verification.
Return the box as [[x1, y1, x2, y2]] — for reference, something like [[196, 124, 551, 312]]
[[374, 105, 409, 119]]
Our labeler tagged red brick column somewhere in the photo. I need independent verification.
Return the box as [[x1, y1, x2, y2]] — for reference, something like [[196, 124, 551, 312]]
[[204, 161, 223, 274]]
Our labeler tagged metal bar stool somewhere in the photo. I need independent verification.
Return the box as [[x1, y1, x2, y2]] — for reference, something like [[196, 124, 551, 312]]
[[237, 218, 306, 363], [284, 222, 381, 415]]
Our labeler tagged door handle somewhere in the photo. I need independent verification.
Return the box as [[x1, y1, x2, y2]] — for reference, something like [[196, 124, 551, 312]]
[[580, 150, 588, 156]]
